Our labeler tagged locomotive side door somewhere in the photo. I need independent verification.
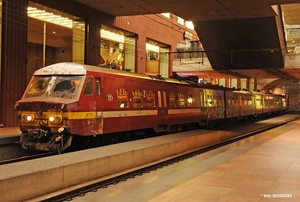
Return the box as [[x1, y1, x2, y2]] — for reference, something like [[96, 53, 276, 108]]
[[157, 90, 168, 131], [94, 77, 104, 134]]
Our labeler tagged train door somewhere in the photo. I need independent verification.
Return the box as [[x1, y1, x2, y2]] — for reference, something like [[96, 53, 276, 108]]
[[80, 76, 104, 135], [94, 77, 104, 133], [157, 90, 168, 131]]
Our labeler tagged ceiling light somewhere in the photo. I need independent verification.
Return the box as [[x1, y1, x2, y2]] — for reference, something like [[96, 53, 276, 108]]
[[27, 6, 83, 30]]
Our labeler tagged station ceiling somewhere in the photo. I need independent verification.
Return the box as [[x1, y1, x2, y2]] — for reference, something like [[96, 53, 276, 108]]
[[72, 1, 300, 85]]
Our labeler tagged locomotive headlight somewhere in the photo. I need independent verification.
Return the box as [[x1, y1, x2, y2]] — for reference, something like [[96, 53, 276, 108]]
[[48, 115, 62, 124], [21, 114, 35, 123]]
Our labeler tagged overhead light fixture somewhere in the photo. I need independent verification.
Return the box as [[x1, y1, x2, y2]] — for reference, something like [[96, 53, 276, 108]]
[[27, 6, 84, 30], [100, 29, 125, 43]]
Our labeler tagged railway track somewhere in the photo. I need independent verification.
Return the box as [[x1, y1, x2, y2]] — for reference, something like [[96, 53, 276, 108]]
[[37, 115, 299, 202]]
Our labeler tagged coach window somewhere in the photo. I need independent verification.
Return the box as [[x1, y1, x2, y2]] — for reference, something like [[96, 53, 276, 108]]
[[117, 89, 128, 108], [163, 91, 167, 107], [217, 96, 222, 106], [95, 78, 101, 95], [178, 93, 185, 107], [146, 90, 155, 108], [248, 98, 252, 106], [187, 94, 193, 107], [242, 98, 248, 106], [207, 95, 212, 107], [84, 78, 93, 95], [213, 95, 218, 106], [133, 90, 143, 108], [200, 92, 205, 107], [157, 91, 162, 107], [169, 92, 176, 107], [204, 94, 208, 107], [256, 96, 262, 106]]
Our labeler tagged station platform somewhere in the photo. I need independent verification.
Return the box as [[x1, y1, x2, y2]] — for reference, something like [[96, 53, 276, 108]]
[[72, 116, 300, 202], [0, 127, 20, 137], [0, 114, 299, 202], [0, 127, 20, 145]]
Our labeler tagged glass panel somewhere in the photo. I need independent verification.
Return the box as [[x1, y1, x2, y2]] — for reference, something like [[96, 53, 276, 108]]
[[124, 36, 135, 72], [157, 91, 162, 107], [146, 90, 155, 108], [117, 88, 128, 108], [159, 47, 169, 78], [187, 94, 193, 107], [163, 91, 167, 107], [169, 92, 176, 107], [73, 20, 85, 64], [25, 75, 83, 99], [132, 90, 143, 108], [27, 2, 85, 82], [178, 93, 185, 107], [84, 78, 93, 95], [95, 78, 101, 95]]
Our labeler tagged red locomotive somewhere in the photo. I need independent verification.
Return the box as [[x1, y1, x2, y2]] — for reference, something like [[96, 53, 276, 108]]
[[15, 62, 288, 152]]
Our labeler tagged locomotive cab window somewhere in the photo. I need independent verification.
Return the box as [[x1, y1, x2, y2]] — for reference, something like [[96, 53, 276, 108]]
[[26, 75, 83, 98], [26, 76, 51, 96], [84, 78, 93, 95], [117, 88, 128, 108], [46, 76, 82, 99]]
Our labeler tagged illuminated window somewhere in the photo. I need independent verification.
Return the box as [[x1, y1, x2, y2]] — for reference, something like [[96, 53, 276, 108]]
[[163, 91, 167, 107], [132, 90, 143, 108], [187, 94, 193, 107], [146, 90, 155, 108], [161, 13, 170, 18], [117, 88, 128, 108], [185, 21, 194, 30], [178, 93, 186, 107], [169, 92, 176, 107], [177, 17, 184, 25]]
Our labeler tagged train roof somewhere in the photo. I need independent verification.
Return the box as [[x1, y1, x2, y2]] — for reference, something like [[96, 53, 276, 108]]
[[34, 62, 232, 90]]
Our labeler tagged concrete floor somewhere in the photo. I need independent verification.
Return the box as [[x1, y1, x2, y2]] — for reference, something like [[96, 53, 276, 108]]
[[72, 118, 300, 202]]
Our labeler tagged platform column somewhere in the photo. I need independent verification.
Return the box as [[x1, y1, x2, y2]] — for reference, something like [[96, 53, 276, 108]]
[[0, 0, 28, 127]]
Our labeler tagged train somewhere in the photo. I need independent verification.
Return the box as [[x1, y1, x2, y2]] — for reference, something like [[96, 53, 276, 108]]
[[15, 62, 288, 153]]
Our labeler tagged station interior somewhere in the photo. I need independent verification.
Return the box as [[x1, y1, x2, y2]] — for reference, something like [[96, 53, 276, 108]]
[[2, 1, 300, 202], [1, 0, 300, 126]]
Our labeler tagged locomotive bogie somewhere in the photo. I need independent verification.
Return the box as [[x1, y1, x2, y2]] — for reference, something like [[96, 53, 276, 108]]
[[15, 62, 288, 153]]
